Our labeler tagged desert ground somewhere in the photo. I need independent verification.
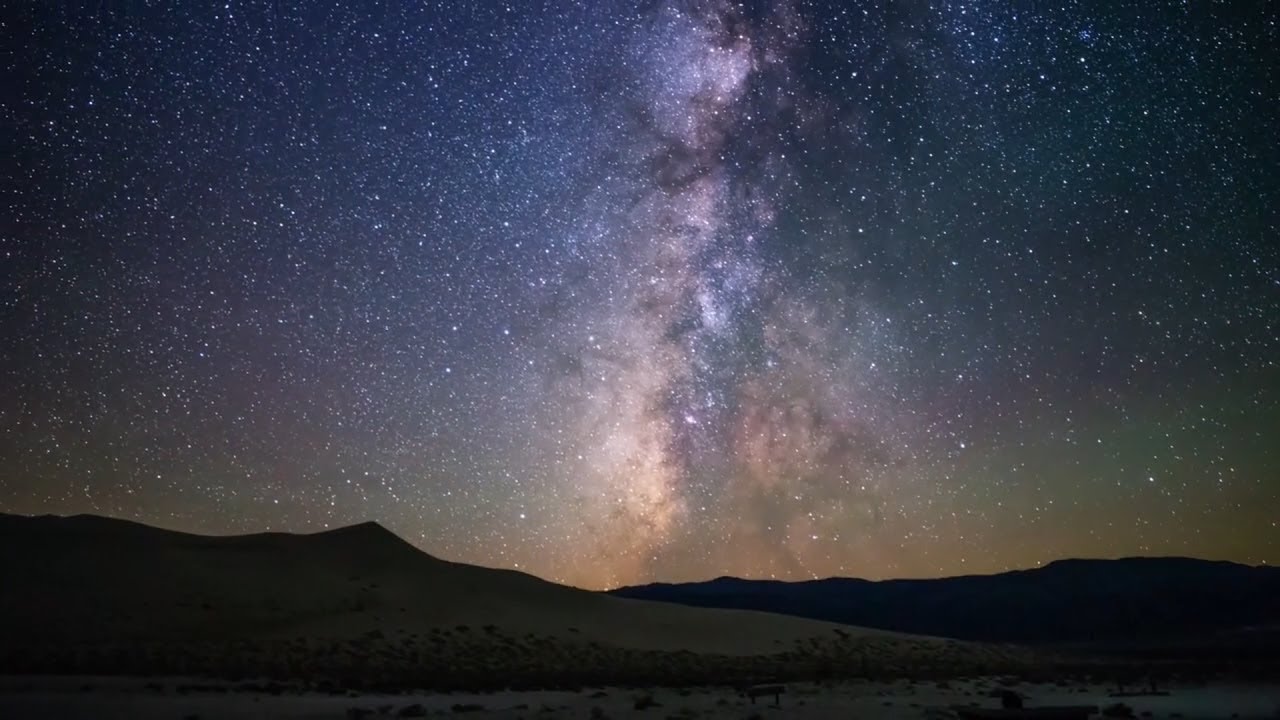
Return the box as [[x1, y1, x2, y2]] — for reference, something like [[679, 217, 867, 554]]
[[0, 515, 1040, 689], [5, 516, 1277, 719], [2, 675, 1279, 720]]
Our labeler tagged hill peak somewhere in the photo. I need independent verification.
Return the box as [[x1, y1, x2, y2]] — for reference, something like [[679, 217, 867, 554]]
[[314, 519, 403, 544], [0, 513, 430, 556], [320, 519, 389, 534], [305, 519, 440, 561]]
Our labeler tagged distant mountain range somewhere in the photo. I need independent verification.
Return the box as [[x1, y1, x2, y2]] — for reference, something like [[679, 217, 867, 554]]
[[610, 557, 1280, 647]]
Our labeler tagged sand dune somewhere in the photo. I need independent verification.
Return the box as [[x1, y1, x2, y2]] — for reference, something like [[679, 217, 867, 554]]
[[0, 513, 1034, 689]]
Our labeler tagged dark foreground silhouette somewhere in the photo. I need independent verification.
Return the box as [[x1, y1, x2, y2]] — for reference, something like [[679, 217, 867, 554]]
[[611, 557, 1280, 654], [1, 513, 1273, 691], [0, 513, 1039, 690]]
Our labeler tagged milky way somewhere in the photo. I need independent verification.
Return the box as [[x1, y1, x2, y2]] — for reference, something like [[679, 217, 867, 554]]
[[486, 1, 907, 585], [4, 1, 1277, 588]]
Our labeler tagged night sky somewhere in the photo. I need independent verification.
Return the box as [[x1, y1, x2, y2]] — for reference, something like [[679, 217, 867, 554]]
[[4, 1, 1277, 589]]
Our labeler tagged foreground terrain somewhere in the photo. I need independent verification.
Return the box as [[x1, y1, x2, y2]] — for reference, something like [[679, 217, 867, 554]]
[[2, 675, 1279, 720], [5, 512, 1274, 707], [0, 513, 1036, 689]]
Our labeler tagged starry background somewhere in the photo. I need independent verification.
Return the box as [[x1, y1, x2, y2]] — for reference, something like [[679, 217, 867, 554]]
[[3, 1, 1277, 589]]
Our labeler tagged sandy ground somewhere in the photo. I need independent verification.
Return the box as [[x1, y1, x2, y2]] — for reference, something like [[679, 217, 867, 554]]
[[0, 515, 946, 660], [2, 676, 1278, 720]]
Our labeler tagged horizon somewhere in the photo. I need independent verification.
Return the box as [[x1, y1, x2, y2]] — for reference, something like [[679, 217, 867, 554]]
[[5, 510, 1273, 591], [4, 1, 1276, 590]]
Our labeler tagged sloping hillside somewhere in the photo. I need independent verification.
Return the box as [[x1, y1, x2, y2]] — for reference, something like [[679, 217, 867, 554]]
[[0, 513, 1031, 688]]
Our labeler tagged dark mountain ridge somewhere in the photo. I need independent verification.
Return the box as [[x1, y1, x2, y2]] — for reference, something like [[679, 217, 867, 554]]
[[611, 556, 1280, 646]]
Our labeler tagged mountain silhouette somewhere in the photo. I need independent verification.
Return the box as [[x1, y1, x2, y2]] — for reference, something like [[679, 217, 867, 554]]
[[610, 557, 1280, 646]]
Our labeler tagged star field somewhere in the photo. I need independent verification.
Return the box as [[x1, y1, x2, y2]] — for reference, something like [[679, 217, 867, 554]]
[[3, 1, 1277, 589]]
